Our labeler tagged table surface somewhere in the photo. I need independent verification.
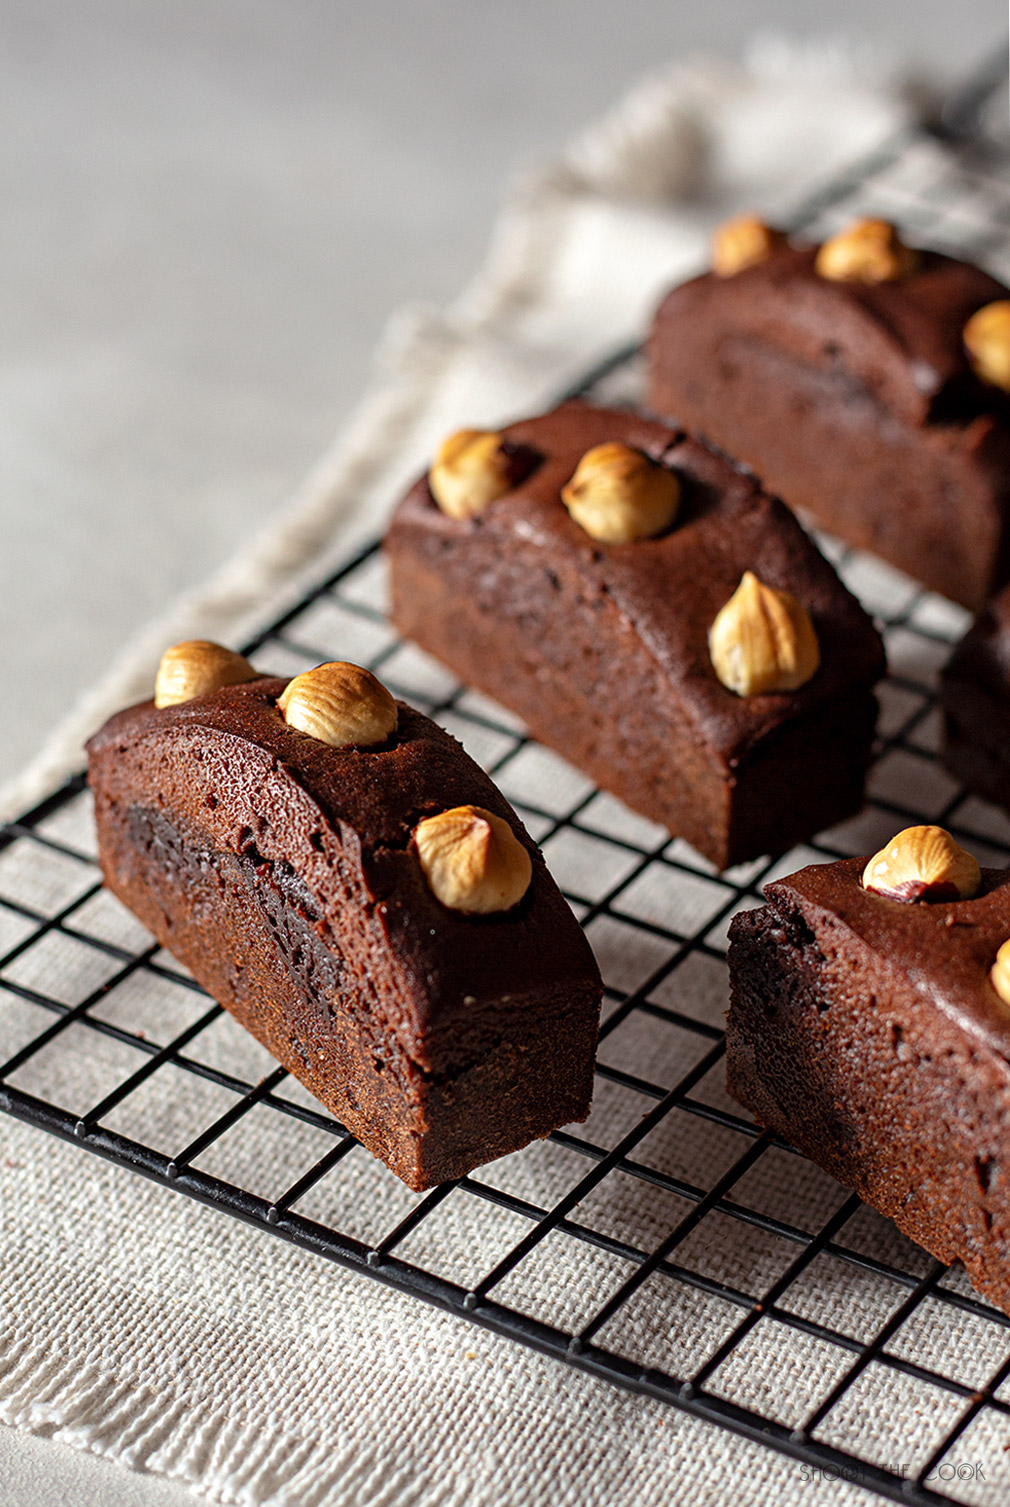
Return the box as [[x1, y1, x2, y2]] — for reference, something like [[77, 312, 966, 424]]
[[1, 2, 1003, 1503]]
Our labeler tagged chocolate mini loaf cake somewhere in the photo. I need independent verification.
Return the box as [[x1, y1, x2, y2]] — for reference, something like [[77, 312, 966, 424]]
[[941, 584, 1010, 816], [87, 644, 603, 1190], [385, 399, 885, 872], [648, 215, 1010, 610], [727, 824, 1010, 1314]]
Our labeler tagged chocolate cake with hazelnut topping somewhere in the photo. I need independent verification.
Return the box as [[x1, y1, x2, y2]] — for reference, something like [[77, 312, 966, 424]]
[[727, 824, 1010, 1315], [87, 644, 602, 1190], [648, 215, 1010, 610], [385, 399, 884, 872]]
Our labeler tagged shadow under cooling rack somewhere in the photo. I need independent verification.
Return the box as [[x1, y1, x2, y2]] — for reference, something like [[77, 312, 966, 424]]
[[3, 58, 1010, 1507]]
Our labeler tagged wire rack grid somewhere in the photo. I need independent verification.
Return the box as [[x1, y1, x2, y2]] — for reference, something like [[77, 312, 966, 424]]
[[3, 64, 1010, 1507]]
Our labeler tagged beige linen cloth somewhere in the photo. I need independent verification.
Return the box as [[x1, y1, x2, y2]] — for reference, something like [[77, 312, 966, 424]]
[[0, 43, 1001, 1507]]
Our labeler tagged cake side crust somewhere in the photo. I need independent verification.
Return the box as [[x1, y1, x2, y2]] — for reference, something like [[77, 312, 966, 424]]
[[727, 886, 1010, 1313]]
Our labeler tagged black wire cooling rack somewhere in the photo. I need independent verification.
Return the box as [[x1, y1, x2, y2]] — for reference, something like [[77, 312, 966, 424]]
[[3, 51, 1010, 1507]]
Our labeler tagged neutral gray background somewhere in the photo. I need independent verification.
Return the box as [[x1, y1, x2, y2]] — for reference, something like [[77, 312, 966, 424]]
[[0, 0, 1004, 792], [0, 4, 1004, 1504]]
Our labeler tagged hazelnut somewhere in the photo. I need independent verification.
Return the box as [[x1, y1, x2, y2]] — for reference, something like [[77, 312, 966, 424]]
[[814, 218, 919, 283], [862, 825, 981, 904], [990, 939, 1010, 1006], [708, 571, 820, 696], [712, 214, 784, 277], [154, 641, 258, 708], [964, 301, 1010, 392], [560, 442, 680, 544], [428, 429, 512, 519], [413, 805, 532, 915], [278, 662, 397, 748]]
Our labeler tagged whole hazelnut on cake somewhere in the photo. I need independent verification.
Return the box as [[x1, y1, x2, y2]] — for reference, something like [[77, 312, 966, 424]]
[[278, 662, 398, 748], [861, 825, 981, 904], [560, 442, 680, 544]]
